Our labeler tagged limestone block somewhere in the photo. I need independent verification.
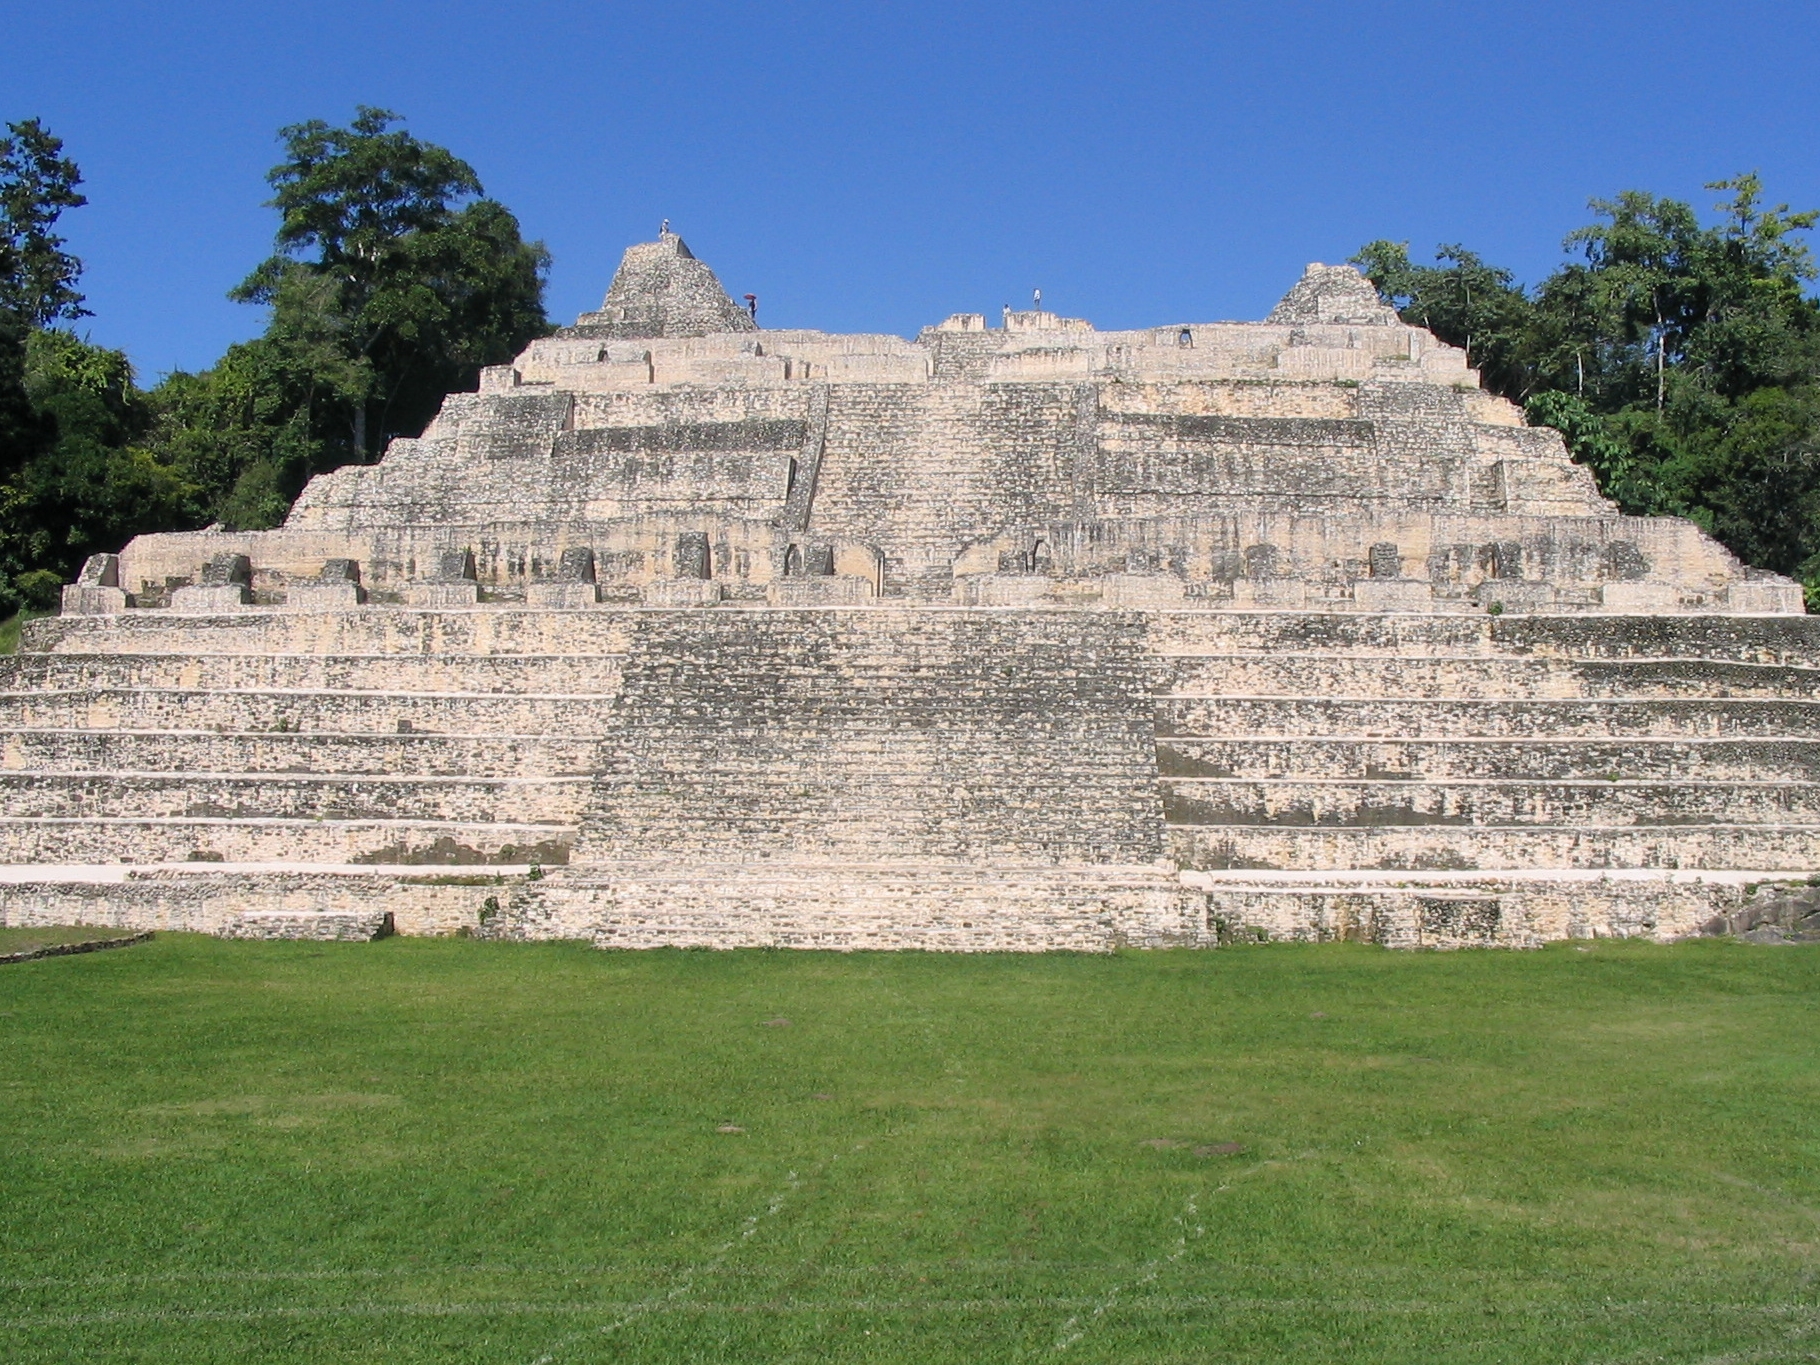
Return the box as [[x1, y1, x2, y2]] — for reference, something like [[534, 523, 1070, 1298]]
[[1100, 574, 1187, 609], [404, 581, 480, 607], [1728, 580, 1804, 614], [555, 546, 597, 583], [1230, 579, 1307, 609], [75, 552, 120, 587], [170, 584, 252, 613], [221, 910, 394, 941], [1472, 581, 1556, 613], [951, 574, 1053, 607], [1353, 579, 1434, 612], [199, 552, 253, 588], [527, 581, 602, 608], [642, 578, 722, 607], [1274, 346, 1375, 380], [1601, 582, 1682, 613], [60, 584, 128, 615], [282, 582, 365, 610], [766, 575, 874, 606]]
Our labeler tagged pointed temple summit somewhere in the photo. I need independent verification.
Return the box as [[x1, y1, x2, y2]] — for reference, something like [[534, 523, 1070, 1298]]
[[5, 229, 1817, 948]]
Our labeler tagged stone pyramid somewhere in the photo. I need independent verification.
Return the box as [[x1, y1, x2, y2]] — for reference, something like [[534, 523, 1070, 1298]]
[[581, 229, 757, 339], [2, 242, 1812, 948]]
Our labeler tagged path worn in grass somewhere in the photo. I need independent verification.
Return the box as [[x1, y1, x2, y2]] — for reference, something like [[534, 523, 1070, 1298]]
[[1, 936, 1816, 1362]]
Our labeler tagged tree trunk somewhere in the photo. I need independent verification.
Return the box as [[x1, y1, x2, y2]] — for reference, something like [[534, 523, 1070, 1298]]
[[353, 403, 368, 461], [1655, 297, 1666, 413]]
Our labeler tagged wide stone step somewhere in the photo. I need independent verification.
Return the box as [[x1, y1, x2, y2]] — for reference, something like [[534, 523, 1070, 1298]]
[[1159, 696, 1820, 739], [1185, 868, 1762, 946], [1161, 777, 1820, 826], [26, 609, 642, 658], [1157, 736, 1820, 783], [0, 772, 591, 823], [0, 728, 602, 777], [220, 909, 395, 941], [1149, 611, 1820, 665], [0, 816, 574, 866], [0, 653, 627, 695], [0, 688, 621, 736], [0, 863, 1777, 948], [508, 863, 1201, 950], [1158, 654, 1820, 700], [33, 608, 1820, 665], [0, 866, 515, 937], [1167, 823, 1820, 872]]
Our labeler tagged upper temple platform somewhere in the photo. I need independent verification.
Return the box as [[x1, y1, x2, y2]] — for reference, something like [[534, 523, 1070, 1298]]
[[86, 231, 1803, 617]]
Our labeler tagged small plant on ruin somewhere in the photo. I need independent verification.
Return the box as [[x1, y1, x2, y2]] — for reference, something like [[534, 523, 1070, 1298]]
[[526, 864, 544, 881], [478, 895, 500, 925], [1486, 601, 1504, 616]]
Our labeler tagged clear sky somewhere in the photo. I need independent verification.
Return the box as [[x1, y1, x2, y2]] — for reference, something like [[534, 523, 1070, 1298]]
[[5, 0, 1818, 379]]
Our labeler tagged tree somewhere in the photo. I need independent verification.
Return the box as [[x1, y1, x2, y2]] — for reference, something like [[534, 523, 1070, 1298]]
[[1351, 240, 1537, 398], [1356, 175, 1820, 599], [0, 118, 88, 328], [0, 121, 201, 613], [15, 329, 192, 571], [227, 106, 550, 468]]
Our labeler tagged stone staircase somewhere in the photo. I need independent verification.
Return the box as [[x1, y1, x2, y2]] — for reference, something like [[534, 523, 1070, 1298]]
[[1153, 611, 1820, 945], [0, 608, 623, 938], [2, 601, 1814, 949]]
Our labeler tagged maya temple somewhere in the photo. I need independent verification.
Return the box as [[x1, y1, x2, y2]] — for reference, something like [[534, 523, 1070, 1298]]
[[3, 229, 1816, 949]]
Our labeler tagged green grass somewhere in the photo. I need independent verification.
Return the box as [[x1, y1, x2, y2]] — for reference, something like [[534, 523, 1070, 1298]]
[[0, 608, 46, 656], [2, 937, 1817, 1363], [0, 925, 142, 954]]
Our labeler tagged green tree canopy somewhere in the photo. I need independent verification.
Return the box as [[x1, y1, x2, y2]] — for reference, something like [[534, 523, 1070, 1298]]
[[0, 118, 88, 328], [0, 107, 555, 623], [1356, 176, 1820, 597], [223, 106, 551, 473]]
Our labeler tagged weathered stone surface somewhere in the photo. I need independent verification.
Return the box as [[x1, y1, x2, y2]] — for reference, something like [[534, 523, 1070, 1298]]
[[5, 233, 1816, 947], [578, 231, 756, 340], [1694, 882, 1820, 942], [169, 584, 250, 612], [1267, 263, 1402, 327]]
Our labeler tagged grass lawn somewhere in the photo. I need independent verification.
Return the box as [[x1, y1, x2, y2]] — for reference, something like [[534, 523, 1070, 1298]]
[[0, 925, 143, 955], [1, 936, 1816, 1363], [0, 609, 46, 657]]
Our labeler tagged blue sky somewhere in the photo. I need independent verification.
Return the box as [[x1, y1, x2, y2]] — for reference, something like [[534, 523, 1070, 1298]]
[[5, 0, 1818, 379]]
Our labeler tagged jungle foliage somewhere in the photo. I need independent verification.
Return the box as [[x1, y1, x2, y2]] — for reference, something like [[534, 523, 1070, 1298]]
[[1355, 175, 1820, 601], [0, 109, 549, 616]]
